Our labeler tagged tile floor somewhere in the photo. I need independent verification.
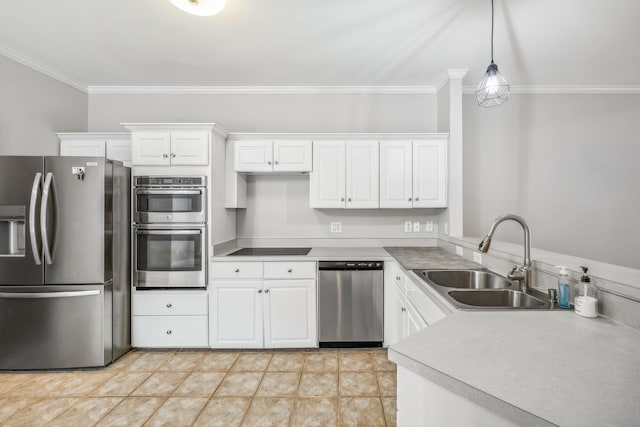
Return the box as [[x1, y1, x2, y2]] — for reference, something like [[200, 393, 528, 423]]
[[0, 348, 397, 426]]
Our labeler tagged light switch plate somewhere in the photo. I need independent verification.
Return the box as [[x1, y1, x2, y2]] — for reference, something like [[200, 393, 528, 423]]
[[330, 222, 342, 233], [473, 252, 482, 263], [425, 221, 434, 232], [443, 223, 449, 235], [413, 221, 420, 232], [455, 246, 463, 256], [404, 221, 412, 233]]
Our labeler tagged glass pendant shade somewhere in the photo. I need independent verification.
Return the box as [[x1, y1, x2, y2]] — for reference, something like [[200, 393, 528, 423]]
[[168, 0, 226, 16], [476, 62, 510, 108]]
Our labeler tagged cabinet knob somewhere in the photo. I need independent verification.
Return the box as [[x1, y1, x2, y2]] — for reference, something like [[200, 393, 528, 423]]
[[171, 153, 176, 158], [415, 197, 419, 201], [166, 303, 172, 308], [287, 269, 293, 273], [258, 289, 263, 293], [408, 198, 412, 201], [162, 153, 168, 158], [274, 161, 279, 165], [348, 198, 352, 202], [340, 198, 345, 202], [264, 289, 270, 294], [166, 330, 172, 335], [234, 269, 240, 273], [267, 161, 272, 165], [396, 276, 400, 281]]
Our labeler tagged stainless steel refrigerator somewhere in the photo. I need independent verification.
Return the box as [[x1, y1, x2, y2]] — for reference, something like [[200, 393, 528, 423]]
[[0, 156, 131, 370]]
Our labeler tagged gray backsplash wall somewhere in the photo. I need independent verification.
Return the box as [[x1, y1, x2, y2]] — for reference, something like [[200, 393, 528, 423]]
[[0, 55, 88, 155], [462, 93, 640, 270]]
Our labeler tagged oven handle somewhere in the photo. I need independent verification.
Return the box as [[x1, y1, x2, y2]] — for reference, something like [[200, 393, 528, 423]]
[[135, 189, 203, 195], [136, 230, 202, 235]]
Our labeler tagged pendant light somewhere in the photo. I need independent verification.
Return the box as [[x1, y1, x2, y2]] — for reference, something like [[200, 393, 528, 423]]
[[476, 0, 510, 108], [168, 0, 226, 16]]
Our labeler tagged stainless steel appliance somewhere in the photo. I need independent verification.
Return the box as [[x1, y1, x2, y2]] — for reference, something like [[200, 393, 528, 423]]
[[133, 176, 206, 224], [318, 261, 384, 347], [134, 225, 206, 288], [0, 156, 131, 370]]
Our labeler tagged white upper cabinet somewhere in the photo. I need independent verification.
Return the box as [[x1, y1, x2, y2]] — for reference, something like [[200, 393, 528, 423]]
[[310, 141, 346, 208], [379, 140, 413, 208], [58, 133, 132, 166], [131, 131, 209, 166], [413, 140, 447, 208], [346, 140, 379, 208], [234, 140, 312, 173]]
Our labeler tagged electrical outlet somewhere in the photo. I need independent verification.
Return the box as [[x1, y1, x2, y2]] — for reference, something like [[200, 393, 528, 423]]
[[413, 221, 420, 232], [456, 246, 463, 256], [443, 222, 449, 235], [330, 222, 342, 233], [473, 252, 482, 264], [425, 221, 434, 232], [404, 221, 412, 233]]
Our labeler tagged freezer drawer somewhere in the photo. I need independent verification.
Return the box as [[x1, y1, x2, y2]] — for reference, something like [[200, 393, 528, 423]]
[[0, 284, 111, 370]]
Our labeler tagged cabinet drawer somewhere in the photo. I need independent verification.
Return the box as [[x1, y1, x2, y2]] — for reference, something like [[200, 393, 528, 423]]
[[132, 316, 208, 348], [132, 292, 208, 316], [211, 262, 263, 279], [264, 262, 316, 279]]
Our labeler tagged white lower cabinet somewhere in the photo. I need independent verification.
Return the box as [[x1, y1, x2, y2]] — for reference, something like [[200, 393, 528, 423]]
[[210, 261, 317, 349], [131, 291, 209, 348]]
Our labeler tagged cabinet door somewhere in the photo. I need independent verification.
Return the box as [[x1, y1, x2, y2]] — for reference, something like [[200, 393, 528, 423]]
[[380, 141, 413, 208], [394, 287, 407, 342], [346, 141, 379, 209], [406, 303, 427, 338], [60, 140, 106, 157], [309, 141, 346, 208], [263, 280, 317, 348], [413, 140, 447, 208], [273, 141, 312, 172], [106, 139, 132, 164], [132, 132, 171, 165], [211, 281, 263, 349], [170, 132, 209, 166], [234, 140, 273, 172]]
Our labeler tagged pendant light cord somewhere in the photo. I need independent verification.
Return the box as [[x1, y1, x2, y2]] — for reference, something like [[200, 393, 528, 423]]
[[490, 0, 495, 64]]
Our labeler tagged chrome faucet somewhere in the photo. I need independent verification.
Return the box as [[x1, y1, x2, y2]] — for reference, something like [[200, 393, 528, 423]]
[[478, 214, 532, 292]]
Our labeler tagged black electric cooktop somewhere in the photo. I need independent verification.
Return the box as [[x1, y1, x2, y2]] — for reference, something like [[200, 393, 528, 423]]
[[227, 247, 312, 256]]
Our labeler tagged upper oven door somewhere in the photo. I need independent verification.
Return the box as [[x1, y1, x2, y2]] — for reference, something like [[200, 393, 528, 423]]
[[134, 189, 206, 224], [134, 227, 206, 288]]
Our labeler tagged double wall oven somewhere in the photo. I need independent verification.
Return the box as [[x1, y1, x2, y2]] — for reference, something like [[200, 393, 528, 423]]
[[133, 176, 207, 289]]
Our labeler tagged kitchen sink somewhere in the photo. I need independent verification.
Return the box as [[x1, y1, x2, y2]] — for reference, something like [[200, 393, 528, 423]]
[[448, 289, 546, 308], [416, 270, 513, 289], [412, 269, 553, 310]]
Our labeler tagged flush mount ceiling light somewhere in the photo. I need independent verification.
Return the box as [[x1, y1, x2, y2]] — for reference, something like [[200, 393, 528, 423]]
[[168, 0, 226, 16], [476, 0, 510, 108]]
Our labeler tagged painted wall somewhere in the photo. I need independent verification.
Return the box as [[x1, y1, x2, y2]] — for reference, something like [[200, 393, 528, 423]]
[[462, 93, 640, 269], [0, 56, 87, 155]]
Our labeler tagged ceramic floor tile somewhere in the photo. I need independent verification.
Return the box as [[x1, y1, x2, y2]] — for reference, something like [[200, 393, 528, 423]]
[[5, 373, 71, 397], [241, 397, 294, 427], [143, 396, 208, 426], [0, 374, 34, 396], [193, 397, 251, 427], [1, 397, 78, 427], [0, 398, 36, 423], [338, 397, 386, 427], [131, 371, 188, 396], [172, 372, 225, 397], [298, 372, 338, 397], [268, 352, 306, 372], [90, 372, 151, 397], [304, 353, 338, 372], [291, 397, 338, 427], [125, 352, 174, 372], [105, 351, 142, 371], [48, 397, 123, 427], [372, 351, 397, 372], [376, 372, 397, 397], [256, 372, 300, 396], [339, 353, 375, 372], [54, 372, 116, 396], [215, 372, 263, 397], [339, 372, 379, 396], [158, 352, 206, 372], [95, 396, 165, 427], [381, 397, 398, 427], [197, 352, 240, 371], [231, 353, 273, 372]]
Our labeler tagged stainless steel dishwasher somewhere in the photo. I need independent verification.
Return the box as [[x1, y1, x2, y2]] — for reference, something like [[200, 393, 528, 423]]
[[318, 261, 384, 347]]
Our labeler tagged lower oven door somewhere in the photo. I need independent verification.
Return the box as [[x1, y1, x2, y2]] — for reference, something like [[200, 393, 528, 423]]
[[134, 227, 206, 288]]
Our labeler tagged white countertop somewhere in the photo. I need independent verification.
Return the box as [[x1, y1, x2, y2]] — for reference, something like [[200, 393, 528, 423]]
[[389, 310, 640, 427]]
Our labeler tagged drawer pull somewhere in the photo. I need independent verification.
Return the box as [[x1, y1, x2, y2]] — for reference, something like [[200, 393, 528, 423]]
[[258, 289, 263, 293], [287, 269, 293, 273], [166, 330, 172, 335], [396, 276, 401, 281], [166, 303, 172, 308], [264, 289, 270, 294], [234, 268, 240, 273]]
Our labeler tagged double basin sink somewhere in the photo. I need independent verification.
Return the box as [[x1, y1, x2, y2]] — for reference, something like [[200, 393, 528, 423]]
[[413, 269, 552, 310]]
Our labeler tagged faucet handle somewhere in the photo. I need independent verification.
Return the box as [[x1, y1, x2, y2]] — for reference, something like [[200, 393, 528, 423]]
[[507, 265, 525, 282]]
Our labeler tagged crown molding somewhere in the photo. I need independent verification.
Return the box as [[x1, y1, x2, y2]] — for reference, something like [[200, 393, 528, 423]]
[[462, 85, 640, 94], [56, 132, 130, 141], [227, 132, 449, 141], [120, 122, 228, 137], [0, 43, 87, 93], [447, 69, 469, 79], [88, 85, 438, 95]]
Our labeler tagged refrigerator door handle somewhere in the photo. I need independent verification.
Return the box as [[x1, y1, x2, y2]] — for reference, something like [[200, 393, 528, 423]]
[[0, 290, 101, 299], [29, 172, 43, 265], [40, 172, 58, 265]]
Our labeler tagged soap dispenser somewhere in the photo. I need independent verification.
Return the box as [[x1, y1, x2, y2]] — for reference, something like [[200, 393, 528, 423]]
[[574, 267, 598, 317], [556, 266, 571, 309]]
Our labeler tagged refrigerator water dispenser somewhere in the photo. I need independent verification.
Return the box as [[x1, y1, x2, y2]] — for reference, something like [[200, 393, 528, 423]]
[[0, 206, 26, 257]]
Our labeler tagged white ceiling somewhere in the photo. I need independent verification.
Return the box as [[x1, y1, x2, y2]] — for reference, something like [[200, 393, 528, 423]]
[[1, 0, 640, 91]]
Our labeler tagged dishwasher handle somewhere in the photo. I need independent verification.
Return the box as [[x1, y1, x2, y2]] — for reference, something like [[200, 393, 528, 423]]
[[318, 261, 384, 270]]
